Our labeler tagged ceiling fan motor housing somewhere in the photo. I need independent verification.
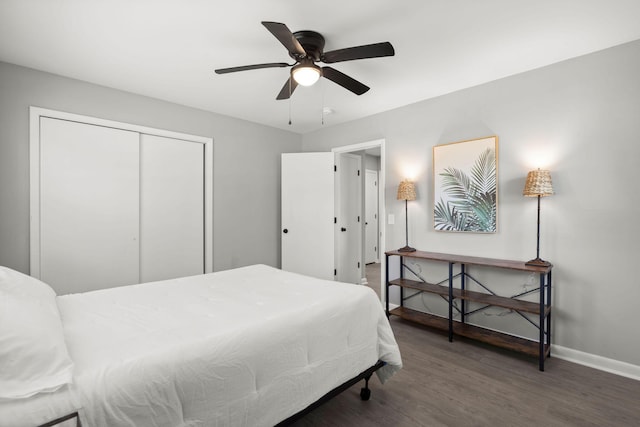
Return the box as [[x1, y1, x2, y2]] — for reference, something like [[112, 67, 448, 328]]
[[292, 30, 325, 61], [214, 21, 394, 99]]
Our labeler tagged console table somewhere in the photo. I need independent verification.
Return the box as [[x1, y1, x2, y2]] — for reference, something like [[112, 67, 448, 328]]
[[385, 250, 553, 371]]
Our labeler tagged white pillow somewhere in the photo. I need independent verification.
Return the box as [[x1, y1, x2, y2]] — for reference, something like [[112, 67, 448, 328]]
[[0, 267, 74, 400]]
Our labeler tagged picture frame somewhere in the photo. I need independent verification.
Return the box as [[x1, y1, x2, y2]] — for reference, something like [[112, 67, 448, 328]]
[[433, 136, 498, 233]]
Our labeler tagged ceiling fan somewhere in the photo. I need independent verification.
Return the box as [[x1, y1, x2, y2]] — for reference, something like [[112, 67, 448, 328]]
[[215, 21, 395, 100]]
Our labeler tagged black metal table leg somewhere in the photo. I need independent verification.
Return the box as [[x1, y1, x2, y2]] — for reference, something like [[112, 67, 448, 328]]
[[385, 254, 390, 317], [539, 272, 545, 371], [399, 256, 404, 309], [547, 270, 552, 359], [448, 262, 453, 342], [460, 264, 466, 324]]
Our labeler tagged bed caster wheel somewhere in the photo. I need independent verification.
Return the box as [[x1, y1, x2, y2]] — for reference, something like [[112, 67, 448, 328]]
[[360, 387, 371, 401]]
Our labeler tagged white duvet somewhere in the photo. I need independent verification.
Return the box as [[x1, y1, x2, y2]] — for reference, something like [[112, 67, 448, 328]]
[[4, 265, 402, 426]]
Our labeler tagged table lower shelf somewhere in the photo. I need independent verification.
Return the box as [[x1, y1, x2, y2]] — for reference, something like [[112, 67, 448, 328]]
[[389, 306, 550, 358]]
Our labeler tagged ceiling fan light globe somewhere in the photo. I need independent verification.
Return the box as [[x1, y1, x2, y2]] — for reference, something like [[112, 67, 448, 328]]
[[292, 64, 321, 86]]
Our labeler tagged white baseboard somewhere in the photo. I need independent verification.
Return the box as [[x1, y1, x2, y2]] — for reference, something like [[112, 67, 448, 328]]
[[384, 304, 640, 381], [552, 345, 640, 381], [389, 303, 640, 381]]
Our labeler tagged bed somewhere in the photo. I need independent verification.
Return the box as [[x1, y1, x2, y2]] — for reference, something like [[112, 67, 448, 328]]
[[0, 264, 402, 427]]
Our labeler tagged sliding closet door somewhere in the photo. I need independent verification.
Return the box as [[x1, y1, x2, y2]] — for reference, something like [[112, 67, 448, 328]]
[[39, 117, 140, 293], [140, 134, 204, 282]]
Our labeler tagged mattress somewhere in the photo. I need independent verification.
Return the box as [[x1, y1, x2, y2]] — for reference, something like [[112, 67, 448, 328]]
[[1, 264, 401, 427]]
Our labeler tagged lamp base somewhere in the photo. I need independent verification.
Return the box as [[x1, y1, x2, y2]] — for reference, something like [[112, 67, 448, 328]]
[[398, 245, 416, 253], [525, 257, 551, 267]]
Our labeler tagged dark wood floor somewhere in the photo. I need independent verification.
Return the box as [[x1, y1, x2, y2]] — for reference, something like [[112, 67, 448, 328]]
[[291, 263, 640, 427], [365, 261, 381, 298]]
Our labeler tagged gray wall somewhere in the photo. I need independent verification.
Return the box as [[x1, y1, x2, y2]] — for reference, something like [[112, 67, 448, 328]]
[[0, 61, 301, 277], [364, 153, 380, 171], [303, 40, 640, 368]]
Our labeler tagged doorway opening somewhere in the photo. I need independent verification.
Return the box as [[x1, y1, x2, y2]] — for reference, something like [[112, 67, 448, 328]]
[[332, 139, 385, 301]]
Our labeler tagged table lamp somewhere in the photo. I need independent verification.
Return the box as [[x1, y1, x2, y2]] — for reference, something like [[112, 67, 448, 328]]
[[397, 180, 417, 252], [523, 169, 554, 266]]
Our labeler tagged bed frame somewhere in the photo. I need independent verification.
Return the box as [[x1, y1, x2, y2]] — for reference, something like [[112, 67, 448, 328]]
[[276, 361, 385, 425], [38, 412, 81, 427]]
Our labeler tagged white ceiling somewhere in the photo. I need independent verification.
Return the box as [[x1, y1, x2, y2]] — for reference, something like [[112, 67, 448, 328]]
[[2, 1, 640, 134]]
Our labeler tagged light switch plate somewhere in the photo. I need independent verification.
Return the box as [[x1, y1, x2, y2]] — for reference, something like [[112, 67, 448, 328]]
[[388, 214, 395, 225]]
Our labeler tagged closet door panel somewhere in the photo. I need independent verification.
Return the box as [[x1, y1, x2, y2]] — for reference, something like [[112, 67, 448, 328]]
[[39, 118, 140, 293], [140, 134, 204, 282]]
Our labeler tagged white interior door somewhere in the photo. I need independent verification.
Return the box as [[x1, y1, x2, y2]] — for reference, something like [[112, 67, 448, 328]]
[[281, 152, 335, 280], [39, 117, 140, 293], [336, 154, 362, 284], [140, 134, 204, 283], [365, 169, 379, 264]]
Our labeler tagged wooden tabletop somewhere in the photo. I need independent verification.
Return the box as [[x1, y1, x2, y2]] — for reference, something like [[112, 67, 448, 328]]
[[385, 250, 553, 273]]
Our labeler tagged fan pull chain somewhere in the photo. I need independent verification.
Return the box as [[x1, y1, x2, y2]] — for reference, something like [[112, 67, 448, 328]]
[[321, 78, 325, 125], [288, 78, 292, 125]]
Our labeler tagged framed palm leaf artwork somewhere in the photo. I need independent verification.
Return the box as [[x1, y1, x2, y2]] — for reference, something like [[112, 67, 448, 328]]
[[433, 136, 498, 233]]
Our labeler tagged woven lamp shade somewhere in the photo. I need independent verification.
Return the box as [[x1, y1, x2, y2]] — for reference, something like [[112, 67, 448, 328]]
[[397, 180, 416, 201], [523, 169, 554, 197]]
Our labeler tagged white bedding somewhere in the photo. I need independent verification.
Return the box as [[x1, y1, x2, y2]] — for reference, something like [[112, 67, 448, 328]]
[[1, 264, 401, 427]]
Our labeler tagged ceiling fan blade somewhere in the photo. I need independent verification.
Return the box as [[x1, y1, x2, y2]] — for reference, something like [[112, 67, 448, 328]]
[[215, 62, 289, 74], [262, 21, 306, 57], [322, 67, 369, 95], [276, 77, 299, 100], [322, 42, 395, 63]]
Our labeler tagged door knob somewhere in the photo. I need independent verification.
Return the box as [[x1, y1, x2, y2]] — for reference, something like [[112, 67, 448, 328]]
[[283, 229, 288, 233], [341, 227, 347, 232]]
